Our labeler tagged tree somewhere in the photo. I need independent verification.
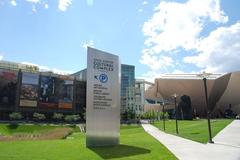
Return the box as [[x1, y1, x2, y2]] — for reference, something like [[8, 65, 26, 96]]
[[160, 111, 169, 120], [164, 112, 169, 119], [130, 109, 136, 120], [33, 112, 46, 121], [79, 107, 86, 122], [9, 112, 23, 120], [160, 111, 164, 120], [141, 110, 156, 120], [151, 110, 156, 120]]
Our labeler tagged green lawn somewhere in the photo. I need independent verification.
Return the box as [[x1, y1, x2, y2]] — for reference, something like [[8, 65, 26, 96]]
[[0, 124, 177, 160], [0, 123, 79, 135], [153, 119, 233, 143]]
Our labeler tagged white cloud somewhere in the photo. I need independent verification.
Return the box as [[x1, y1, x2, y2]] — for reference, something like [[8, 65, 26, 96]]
[[142, 1, 148, 6], [39, 66, 73, 75], [58, 0, 72, 12], [26, 0, 40, 3], [140, 50, 174, 71], [87, 0, 93, 6], [26, 0, 49, 11], [32, 5, 37, 13], [21, 62, 38, 66], [10, 0, 17, 6], [81, 40, 94, 50], [184, 22, 240, 73], [142, 0, 227, 54], [137, 71, 162, 83], [44, 3, 48, 9], [138, 9, 143, 12], [21, 62, 74, 75], [140, 0, 228, 75], [10, 0, 49, 11], [47, 68, 74, 75], [172, 69, 186, 74], [0, 52, 4, 60]]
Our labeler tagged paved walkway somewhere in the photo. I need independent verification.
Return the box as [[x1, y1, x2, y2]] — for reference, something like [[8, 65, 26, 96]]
[[213, 120, 240, 148], [77, 124, 86, 132], [142, 120, 240, 160]]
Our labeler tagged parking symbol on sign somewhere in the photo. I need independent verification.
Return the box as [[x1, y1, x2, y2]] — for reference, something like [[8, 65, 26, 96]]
[[99, 74, 108, 83]]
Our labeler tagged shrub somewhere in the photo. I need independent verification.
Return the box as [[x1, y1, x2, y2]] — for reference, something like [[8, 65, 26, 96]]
[[33, 112, 46, 121], [9, 112, 23, 120], [121, 111, 128, 120], [52, 113, 64, 121], [160, 111, 169, 120], [129, 109, 136, 120], [141, 110, 158, 120], [165, 112, 169, 119], [64, 115, 80, 123]]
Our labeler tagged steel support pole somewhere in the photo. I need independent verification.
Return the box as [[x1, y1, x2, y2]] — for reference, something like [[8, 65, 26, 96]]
[[174, 97, 179, 134], [163, 103, 165, 131], [203, 78, 214, 143]]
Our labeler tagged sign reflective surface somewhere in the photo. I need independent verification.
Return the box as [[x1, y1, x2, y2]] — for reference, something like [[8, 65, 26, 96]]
[[86, 47, 120, 147]]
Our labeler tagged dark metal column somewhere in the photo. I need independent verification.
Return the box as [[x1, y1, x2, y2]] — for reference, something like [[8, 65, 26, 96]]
[[162, 102, 165, 131], [174, 96, 179, 134], [203, 78, 214, 143]]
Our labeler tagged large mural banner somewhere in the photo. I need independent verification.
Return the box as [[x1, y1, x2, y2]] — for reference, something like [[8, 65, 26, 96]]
[[20, 72, 39, 107], [57, 78, 73, 109], [0, 70, 17, 107], [39, 76, 58, 108]]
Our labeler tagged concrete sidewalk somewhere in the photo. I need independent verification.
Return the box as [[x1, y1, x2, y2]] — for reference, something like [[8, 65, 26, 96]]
[[213, 120, 240, 148], [142, 120, 240, 160]]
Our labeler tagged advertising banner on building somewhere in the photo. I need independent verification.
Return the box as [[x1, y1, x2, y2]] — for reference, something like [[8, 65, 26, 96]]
[[75, 81, 86, 111], [39, 76, 58, 108], [0, 70, 17, 107], [57, 79, 73, 109], [75, 81, 86, 118], [86, 47, 120, 147], [20, 72, 39, 107]]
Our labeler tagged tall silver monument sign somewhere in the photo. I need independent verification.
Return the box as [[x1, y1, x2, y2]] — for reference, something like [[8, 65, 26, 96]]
[[86, 47, 120, 147]]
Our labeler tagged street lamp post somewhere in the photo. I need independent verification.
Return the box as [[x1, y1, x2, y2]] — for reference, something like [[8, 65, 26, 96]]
[[172, 93, 179, 134], [198, 72, 214, 143], [162, 101, 165, 131]]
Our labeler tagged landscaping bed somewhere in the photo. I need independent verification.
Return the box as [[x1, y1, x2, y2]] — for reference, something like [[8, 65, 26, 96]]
[[0, 123, 79, 141]]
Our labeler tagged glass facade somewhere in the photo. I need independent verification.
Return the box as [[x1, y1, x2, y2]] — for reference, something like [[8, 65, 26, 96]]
[[135, 80, 144, 114], [134, 79, 153, 115], [121, 64, 135, 113]]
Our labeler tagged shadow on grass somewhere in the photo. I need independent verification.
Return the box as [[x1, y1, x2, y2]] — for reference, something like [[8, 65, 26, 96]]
[[88, 144, 151, 159], [7, 124, 19, 129], [190, 132, 200, 135]]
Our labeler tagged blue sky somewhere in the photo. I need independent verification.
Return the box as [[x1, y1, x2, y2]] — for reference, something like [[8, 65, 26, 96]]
[[0, 0, 240, 81]]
